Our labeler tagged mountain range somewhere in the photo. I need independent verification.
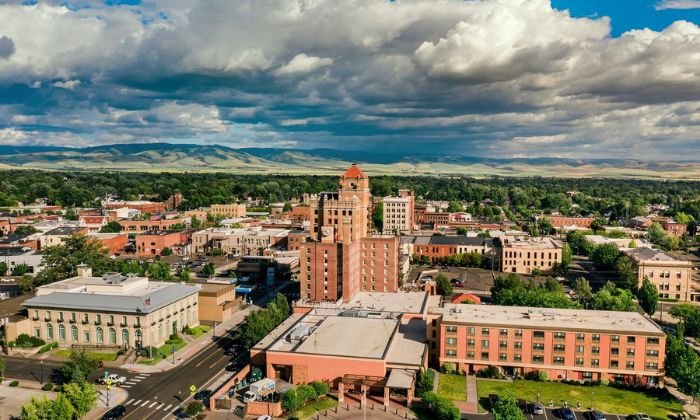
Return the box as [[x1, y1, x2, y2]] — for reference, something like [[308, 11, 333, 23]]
[[0, 143, 699, 179]]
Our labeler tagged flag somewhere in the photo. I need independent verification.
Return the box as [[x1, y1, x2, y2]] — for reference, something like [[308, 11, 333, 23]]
[[144, 297, 151, 306]]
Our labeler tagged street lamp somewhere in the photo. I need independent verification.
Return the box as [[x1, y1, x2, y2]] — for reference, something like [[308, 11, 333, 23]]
[[590, 391, 595, 410], [106, 378, 112, 407], [172, 344, 176, 364], [40, 360, 43, 385]]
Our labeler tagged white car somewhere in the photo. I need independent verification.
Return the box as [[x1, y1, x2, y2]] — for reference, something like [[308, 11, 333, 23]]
[[97, 374, 127, 385], [256, 416, 272, 420]]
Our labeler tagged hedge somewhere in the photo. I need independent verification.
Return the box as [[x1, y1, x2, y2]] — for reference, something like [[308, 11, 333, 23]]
[[38, 342, 59, 354]]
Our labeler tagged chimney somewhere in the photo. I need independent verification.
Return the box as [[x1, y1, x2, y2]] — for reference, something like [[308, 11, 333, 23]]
[[76, 264, 92, 278]]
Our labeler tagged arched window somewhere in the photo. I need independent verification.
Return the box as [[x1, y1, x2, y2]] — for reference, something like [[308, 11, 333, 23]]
[[96, 327, 104, 344], [121, 329, 129, 346], [47, 324, 54, 340], [58, 324, 65, 341], [109, 328, 117, 345], [71, 325, 78, 342]]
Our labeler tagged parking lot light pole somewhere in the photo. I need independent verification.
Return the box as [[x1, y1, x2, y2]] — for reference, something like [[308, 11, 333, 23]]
[[590, 391, 594, 410], [40, 360, 43, 385]]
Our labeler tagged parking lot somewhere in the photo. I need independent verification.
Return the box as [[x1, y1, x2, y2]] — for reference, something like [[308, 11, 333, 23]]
[[467, 408, 643, 420]]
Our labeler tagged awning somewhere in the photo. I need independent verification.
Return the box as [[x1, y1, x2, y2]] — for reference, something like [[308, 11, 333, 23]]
[[386, 369, 416, 389]]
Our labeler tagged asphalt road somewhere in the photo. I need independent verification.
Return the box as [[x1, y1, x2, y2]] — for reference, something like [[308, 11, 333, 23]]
[[466, 407, 633, 420]]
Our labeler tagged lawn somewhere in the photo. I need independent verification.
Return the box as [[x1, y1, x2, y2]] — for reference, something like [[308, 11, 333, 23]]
[[437, 374, 466, 401], [188, 325, 211, 338], [477, 379, 684, 419], [52, 349, 119, 362], [137, 337, 188, 365], [296, 396, 338, 419]]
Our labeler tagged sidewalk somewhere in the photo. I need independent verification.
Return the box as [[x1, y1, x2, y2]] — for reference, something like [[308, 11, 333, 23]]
[[85, 387, 129, 420], [667, 385, 700, 418], [121, 305, 257, 374]]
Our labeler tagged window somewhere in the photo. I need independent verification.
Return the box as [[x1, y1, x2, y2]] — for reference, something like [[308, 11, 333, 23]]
[[83, 331, 90, 343], [582, 372, 593, 379], [480, 352, 489, 360], [121, 316, 127, 326], [108, 315, 114, 325], [552, 356, 564, 365], [627, 336, 636, 344], [576, 333, 585, 341], [58, 312, 64, 322], [47, 324, 53, 340], [446, 349, 457, 357], [533, 343, 545, 351], [533, 331, 545, 338], [611, 348, 619, 355], [611, 335, 620, 343], [83, 313, 89, 323], [533, 355, 544, 364], [467, 351, 475, 358], [109, 328, 117, 345], [514, 341, 522, 349], [481, 328, 490, 335], [499, 353, 507, 361], [58, 324, 66, 340], [467, 327, 475, 335], [446, 326, 458, 333], [554, 332, 566, 339], [499, 340, 507, 349], [553, 344, 565, 352], [647, 337, 659, 345], [481, 340, 489, 348], [592, 359, 600, 367], [71, 312, 76, 322], [575, 357, 584, 366], [592, 346, 600, 354], [627, 349, 635, 356], [71, 325, 78, 342], [34, 327, 40, 338], [96, 327, 104, 344], [626, 361, 635, 369], [610, 360, 619, 368], [32, 310, 39, 320], [592, 334, 600, 342], [514, 354, 522, 362], [467, 339, 475, 347], [646, 349, 659, 357], [45, 311, 51, 321], [645, 362, 659, 370], [500, 329, 508, 336], [576, 345, 584, 353], [95, 314, 101, 324], [446, 337, 457, 346], [514, 329, 522, 337]]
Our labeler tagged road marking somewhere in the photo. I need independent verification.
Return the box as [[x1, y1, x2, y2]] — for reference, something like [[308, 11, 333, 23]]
[[135, 374, 149, 378], [543, 409, 548, 420], [208, 354, 228, 369], [125, 381, 138, 385], [126, 398, 135, 405], [195, 347, 222, 368], [141, 400, 150, 407], [164, 404, 172, 411], [149, 401, 158, 408], [121, 385, 132, 389]]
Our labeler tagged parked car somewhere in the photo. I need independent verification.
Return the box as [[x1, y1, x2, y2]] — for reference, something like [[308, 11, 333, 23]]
[[629, 415, 651, 420], [194, 390, 212, 401], [256, 416, 272, 420], [586, 411, 606, 420], [532, 403, 545, 415], [559, 407, 575, 420], [101, 405, 126, 419], [96, 374, 127, 385], [450, 279, 465, 288]]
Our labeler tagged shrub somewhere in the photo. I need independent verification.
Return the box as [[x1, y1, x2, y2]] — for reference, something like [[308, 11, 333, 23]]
[[441, 362, 456, 374], [42, 383, 54, 391], [282, 389, 302, 413], [53, 384, 63, 393], [185, 401, 203, 416], [524, 370, 548, 381], [139, 346, 159, 358], [38, 342, 59, 354], [476, 366, 505, 379], [9, 380, 19, 387], [310, 381, 330, 398], [182, 325, 192, 335], [15, 334, 45, 348], [169, 333, 181, 341], [296, 384, 317, 404], [415, 369, 434, 398]]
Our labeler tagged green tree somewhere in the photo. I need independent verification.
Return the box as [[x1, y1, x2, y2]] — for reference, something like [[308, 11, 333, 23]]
[[190, 215, 202, 229], [36, 234, 111, 285], [147, 261, 173, 281], [161, 247, 173, 256], [186, 401, 204, 416], [0, 261, 7, 276], [0, 356, 5, 379], [202, 262, 216, 278], [666, 325, 700, 404], [670, 304, 700, 337], [456, 227, 468, 235], [615, 255, 638, 290], [12, 263, 30, 276], [99, 221, 123, 233], [447, 201, 463, 213], [492, 393, 525, 420], [435, 274, 453, 296], [62, 381, 98, 418], [648, 222, 668, 246], [62, 350, 99, 384], [283, 202, 293, 212], [13, 225, 38, 236], [311, 381, 330, 399], [296, 384, 317, 404], [573, 277, 593, 305], [18, 274, 36, 293], [282, 389, 302, 413], [590, 243, 620, 270], [423, 392, 460, 420], [561, 243, 572, 268], [179, 266, 190, 282], [637, 276, 659, 315], [372, 202, 383, 232], [238, 294, 290, 348], [415, 368, 434, 398], [117, 259, 147, 276], [21, 394, 75, 420], [589, 282, 636, 312]]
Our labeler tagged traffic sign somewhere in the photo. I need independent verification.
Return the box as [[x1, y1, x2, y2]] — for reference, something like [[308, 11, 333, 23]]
[[189, 384, 197, 396]]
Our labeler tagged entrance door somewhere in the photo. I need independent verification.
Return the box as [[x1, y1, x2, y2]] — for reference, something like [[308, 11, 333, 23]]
[[172, 320, 177, 335]]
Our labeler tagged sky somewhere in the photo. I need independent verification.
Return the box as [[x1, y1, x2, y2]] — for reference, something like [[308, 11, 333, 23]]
[[0, 0, 700, 159]]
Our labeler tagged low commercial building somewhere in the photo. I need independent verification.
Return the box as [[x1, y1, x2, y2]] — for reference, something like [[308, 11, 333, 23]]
[[207, 204, 247, 219], [88, 233, 128, 255], [117, 218, 186, 232], [431, 304, 666, 385], [198, 283, 239, 324], [40, 226, 89, 248], [252, 292, 435, 406], [624, 248, 695, 301], [104, 200, 165, 215], [20, 266, 199, 349], [136, 230, 189, 257], [585, 235, 651, 250], [499, 235, 563, 274], [413, 236, 494, 262], [0, 247, 44, 276], [191, 227, 290, 256]]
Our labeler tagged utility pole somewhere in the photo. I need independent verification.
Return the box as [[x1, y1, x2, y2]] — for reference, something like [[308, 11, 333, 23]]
[[40, 360, 43, 385]]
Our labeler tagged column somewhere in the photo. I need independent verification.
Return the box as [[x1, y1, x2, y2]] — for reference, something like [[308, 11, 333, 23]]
[[383, 386, 390, 407], [338, 382, 345, 403], [407, 388, 414, 406]]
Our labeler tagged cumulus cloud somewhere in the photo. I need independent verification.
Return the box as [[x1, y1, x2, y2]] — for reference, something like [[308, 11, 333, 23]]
[[0, 36, 15, 59], [656, 0, 700, 10], [275, 53, 333, 76], [0, 0, 699, 158]]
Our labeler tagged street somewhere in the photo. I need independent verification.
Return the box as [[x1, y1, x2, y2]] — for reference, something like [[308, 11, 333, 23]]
[[465, 407, 632, 420]]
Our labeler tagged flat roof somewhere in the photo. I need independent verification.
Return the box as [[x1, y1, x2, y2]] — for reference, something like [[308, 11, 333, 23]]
[[386, 318, 427, 367], [294, 316, 397, 359], [341, 291, 428, 315], [45, 226, 86, 235], [437, 303, 664, 336]]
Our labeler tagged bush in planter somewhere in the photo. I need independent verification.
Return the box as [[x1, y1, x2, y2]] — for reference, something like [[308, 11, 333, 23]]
[[139, 346, 159, 358], [53, 384, 63, 393], [441, 362, 456, 374], [186, 401, 203, 416], [42, 383, 54, 391], [524, 370, 548, 382], [9, 380, 19, 387], [476, 366, 505, 379], [169, 333, 180, 341], [310, 381, 330, 398], [38, 342, 58, 354], [15, 334, 45, 348]]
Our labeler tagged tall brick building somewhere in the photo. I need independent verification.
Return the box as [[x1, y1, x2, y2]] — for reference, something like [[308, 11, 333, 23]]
[[300, 165, 399, 303]]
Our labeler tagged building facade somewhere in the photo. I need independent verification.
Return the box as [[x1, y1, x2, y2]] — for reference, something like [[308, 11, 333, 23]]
[[22, 266, 199, 349], [136, 231, 187, 256], [625, 248, 695, 301], [208, 204, 247, 219], [382, 189, 415, 234], [431, 304, 666, 385], [499, 235, 563, 274], [413, 236, 494, 262]]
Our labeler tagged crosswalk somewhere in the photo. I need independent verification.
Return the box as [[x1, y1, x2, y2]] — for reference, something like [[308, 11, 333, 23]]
[[120, 373, 150, 389], [124, 398, 176, 413]]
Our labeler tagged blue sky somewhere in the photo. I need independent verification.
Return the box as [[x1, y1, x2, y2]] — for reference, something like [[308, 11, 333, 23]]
[[0, 0, 699, 159]]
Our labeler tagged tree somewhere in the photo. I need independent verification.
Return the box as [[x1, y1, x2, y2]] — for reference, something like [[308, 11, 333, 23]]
[[282, 389, 302, 413], [615, 255, 638, 290], [573, 277, 593, 305], [12, 263, 30, 276], [18, 274, 36, 293], [36, 234, 111, 285], [561, 243, 572, 268], [186, 401, 204, 416], [590, 243, 620, 270], [589, 282, 636, 312], [238, 294, 290, 348], [13, 225, 38, 236], [637, 276, 659, 315], [435, 274, 453, 296], [311, 381, 330, 399], [492, 393, 525, 420], [62, 350, 99, 384], [423, 392, 460, 420], [648, 222, 667, 245], [190, 215, 202, 229], [372, 202, 383, 232], [283, 202, 293, 212], [415, 368, 434, 398], [99, 221, 123, 233], [670, 304, 700, 337], [447, 201, 463, 213], [456, 227, 468, 235], [179, 266, 190, 282], [202, 262, 216, 278], [21, 394, 76, 420], [62, 382, 98, 418], [296, 384, 317, 404], [666, 325, 700, 404], [0, 261, 7, 276], [161, 247, 173, 256], [147, 261, 173, 281], [0, 356, 5, 379]]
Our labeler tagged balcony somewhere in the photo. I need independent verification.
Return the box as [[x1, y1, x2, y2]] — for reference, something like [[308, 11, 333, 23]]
[[107, 322, 114, 327], [69, 319, 77, 324], [120, 323, 128, 328], [82, 320, 90, 325], [44, 317, 51, 322], [94, 320, 102, 326], [32, 316, 40, 321], [133, 323, 141, 328]]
